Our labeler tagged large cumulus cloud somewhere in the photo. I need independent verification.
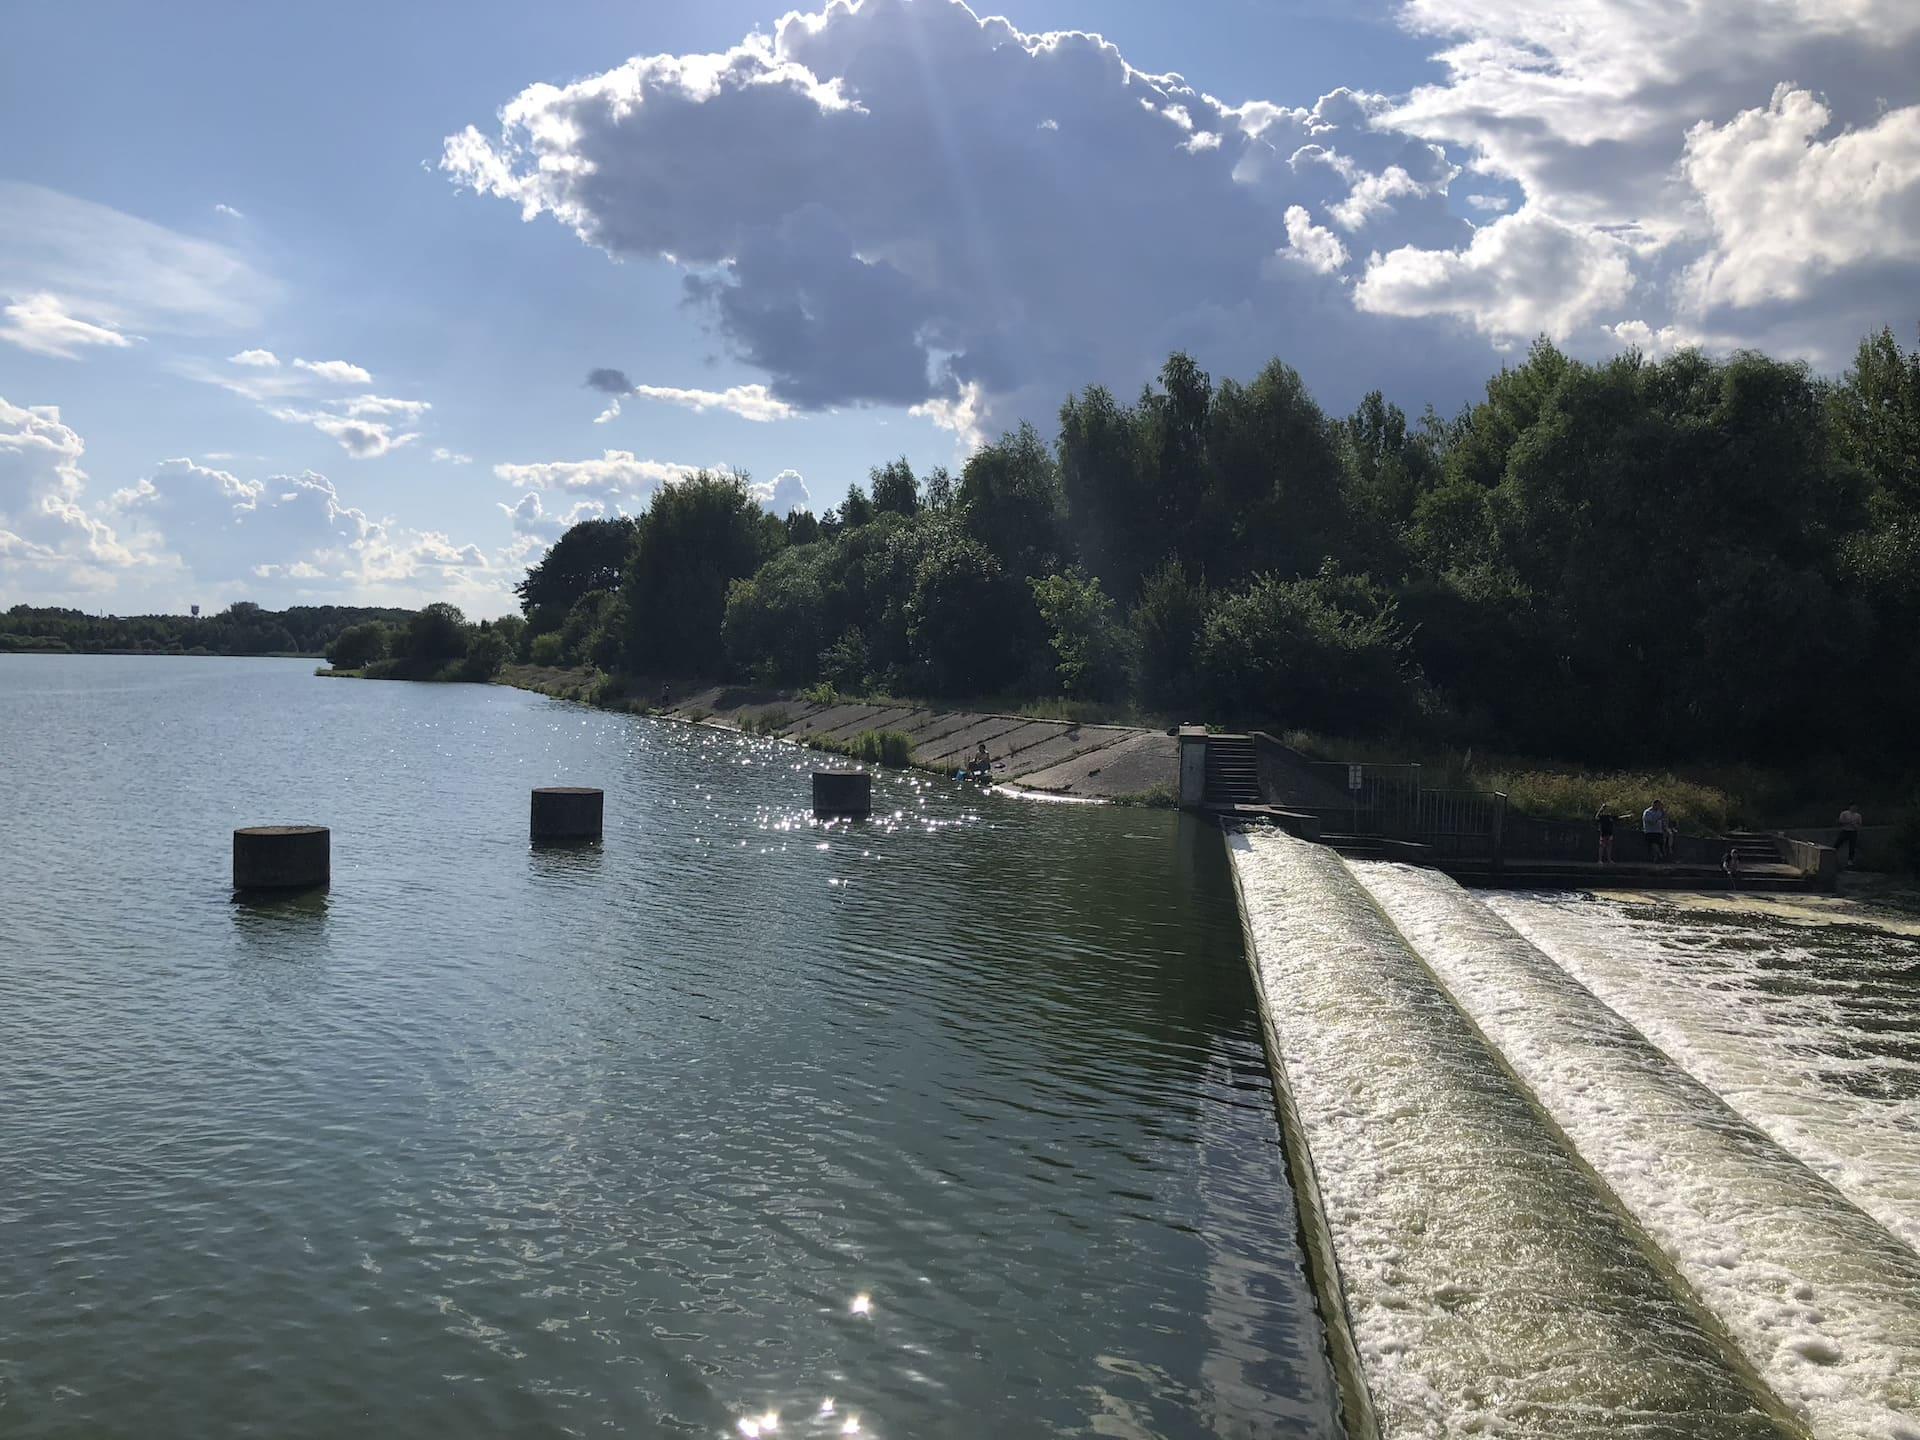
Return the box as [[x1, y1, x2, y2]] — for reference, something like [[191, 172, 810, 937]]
[[444, 0, 1483, 420], [446, 0, 1920, 422]]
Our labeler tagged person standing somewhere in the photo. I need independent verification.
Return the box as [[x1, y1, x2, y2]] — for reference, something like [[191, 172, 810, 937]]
[[1837, 804, 1864, 867], [1641, 799, 1668, 860], [1597, 807, 1618, 864]]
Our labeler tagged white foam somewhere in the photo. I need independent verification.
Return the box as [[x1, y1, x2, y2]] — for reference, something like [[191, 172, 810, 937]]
[[1227, 831, 1795, 1439], [1483, 890, 1920, 1254], [1349, 859, 1920, 1439]]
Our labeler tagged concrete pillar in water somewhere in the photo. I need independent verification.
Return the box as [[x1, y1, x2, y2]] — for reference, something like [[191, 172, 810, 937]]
[[531, 786, 604, 841], [233, 825, 330, 892], [812, 770, 871, 819], [1177, 725, 1209, 810]]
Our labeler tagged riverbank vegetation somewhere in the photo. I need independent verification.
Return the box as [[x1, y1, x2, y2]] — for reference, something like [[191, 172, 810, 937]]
[[513, 326, 1919, 780], [1, 602, 412, 657]]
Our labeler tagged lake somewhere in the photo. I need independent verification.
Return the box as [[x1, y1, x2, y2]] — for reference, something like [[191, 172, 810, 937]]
[[0, 655, 1338, 1439]]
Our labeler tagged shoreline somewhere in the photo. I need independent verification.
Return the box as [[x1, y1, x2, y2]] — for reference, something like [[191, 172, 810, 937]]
[[487, 664, 1178, 805]]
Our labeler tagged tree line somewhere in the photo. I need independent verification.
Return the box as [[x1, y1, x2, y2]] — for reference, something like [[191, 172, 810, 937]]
[[1, 602, 416, 658], [513, 324, 1919, 774]]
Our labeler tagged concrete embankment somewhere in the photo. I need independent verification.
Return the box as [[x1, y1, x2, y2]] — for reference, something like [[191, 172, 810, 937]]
[[495, 666, 1176, 803], [1226, 828, 1804, 1439]]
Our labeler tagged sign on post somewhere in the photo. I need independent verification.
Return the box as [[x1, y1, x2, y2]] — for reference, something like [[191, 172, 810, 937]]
[[1347, 763, 1363, 791]]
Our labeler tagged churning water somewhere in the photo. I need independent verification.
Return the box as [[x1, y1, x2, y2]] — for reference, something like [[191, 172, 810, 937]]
[[0, 656, 1338, 1440]]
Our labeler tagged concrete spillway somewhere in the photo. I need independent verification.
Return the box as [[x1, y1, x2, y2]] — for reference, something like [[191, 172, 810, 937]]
[[1226, 831, 1800, 1439], [1346, 858, 1920, 1439]]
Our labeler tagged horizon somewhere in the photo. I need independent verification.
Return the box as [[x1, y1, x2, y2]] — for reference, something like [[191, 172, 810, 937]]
[[4, 0, 1918, 619]]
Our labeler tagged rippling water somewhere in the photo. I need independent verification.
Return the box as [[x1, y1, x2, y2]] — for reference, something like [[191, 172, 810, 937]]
[[0, 656, 1337, 1440]]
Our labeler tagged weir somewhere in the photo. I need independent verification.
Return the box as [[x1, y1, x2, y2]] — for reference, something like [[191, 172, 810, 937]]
[[1225, 830, 1801, 1439], [1347, 859, 1920, 1438]]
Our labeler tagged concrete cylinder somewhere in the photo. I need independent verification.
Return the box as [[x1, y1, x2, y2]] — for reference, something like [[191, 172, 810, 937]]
[[812, 770, 872, 819], [233, 825, 330, 891], [531, 786, 604, 841]]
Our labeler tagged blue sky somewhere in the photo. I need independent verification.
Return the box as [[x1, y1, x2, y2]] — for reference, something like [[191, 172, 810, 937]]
[[3, 0, 1916, 616]]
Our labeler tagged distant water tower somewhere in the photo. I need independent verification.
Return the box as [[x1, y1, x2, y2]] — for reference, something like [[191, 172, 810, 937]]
[[190, 604, 200, 618]]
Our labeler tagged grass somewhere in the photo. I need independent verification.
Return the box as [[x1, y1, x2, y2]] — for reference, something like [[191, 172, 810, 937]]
[[809, 728, 914, 768]]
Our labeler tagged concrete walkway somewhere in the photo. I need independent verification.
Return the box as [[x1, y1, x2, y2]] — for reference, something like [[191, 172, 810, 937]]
[[498, 667, 1176, 802]]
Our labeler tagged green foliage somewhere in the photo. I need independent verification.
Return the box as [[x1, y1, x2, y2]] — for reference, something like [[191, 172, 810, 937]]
[[1488, 769, 1739, 836], [818, 627, 871, 692], [813, 728, 913, 768], [1197, 565, 1417, 734], [459, 627, 511, 682], [402, 602, 470, 662], [870, 458, 920, 516], [325, 621, 388, 670], [1029, 568, 1129, 700], [957, 421, 1063, 580], [516, 517, 637, 621], [623, 470, 784, 675], [528, 632, 566, 667], [1130, 560, 1209, 712], [907, 531, 1022, 695]]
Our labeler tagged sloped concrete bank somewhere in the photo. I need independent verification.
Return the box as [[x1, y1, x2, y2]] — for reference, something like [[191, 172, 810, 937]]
[[494, 666, 1177, 803]]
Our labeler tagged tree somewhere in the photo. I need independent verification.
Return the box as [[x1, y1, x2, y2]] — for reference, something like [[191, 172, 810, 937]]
[[1030, 569, 1129, 699], [516, 517, 638, 625], [326, 621, 388, 670], [1130, 559, 1209, 711], [460, 627, 510, 681], [906, 533, 1022, 695], [622, 470, 785, 674], [957, 421, 1064, 580], [1197, 566, 1417, 735], [404, 603, 470, 662], [870, 457, 921, 516]]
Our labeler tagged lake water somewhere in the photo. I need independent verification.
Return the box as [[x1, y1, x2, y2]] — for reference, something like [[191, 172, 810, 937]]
[[0, 656, 1338, 1440]]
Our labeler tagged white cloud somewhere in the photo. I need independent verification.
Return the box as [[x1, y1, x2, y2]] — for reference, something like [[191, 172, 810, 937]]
[[628, 382, 796, 422], [909, 379, 988, 452], [1681, 87, 1920, 310], [108, 454, 497, 601], [1355, 207, 1635, 342], [1606, 319, 1695, 357], [0, 183, 275, 341], [344, 394, 431, 419], [0, 292, 135, 358], [494, 450, 702, 497], [0, 396, 136, 580], [1279, 206, 1350, 275], [213, 203, 245, 220], [749, 468, 813, 517], [443, 0, 1920, 407], [228, 348, 280, 367], [432, 447, 473, 465], [293, 357, 373, 385], [269, 407, 420, 459], [443, 2, 1486, 418], [498, 490, 607, 540]]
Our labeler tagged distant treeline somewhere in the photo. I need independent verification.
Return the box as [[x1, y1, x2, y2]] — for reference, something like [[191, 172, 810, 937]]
[[1, 602, 416, 658], [506, 323, 1919, 775]]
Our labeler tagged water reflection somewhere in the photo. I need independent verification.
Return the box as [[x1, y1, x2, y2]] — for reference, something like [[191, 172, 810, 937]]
[[1, 656, 1336, 1440]]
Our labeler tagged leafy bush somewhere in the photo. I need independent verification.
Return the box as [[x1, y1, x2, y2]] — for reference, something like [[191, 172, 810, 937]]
[[326, 621, 389, 670], [529, 632, 566, 667], [1197, 565, 1418, 734], [1130, 560, 1209, 712], [459, 628, 511, 682], [402, 602, 470, 662], [1030, 568, 1130, 700]]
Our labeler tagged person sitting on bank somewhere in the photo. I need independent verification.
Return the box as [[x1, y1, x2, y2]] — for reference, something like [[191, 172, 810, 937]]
[[1722, 845, 1742, 887], [1642, 799, 1668, 859], [970, 741, 992, 778], [1596, 807, 1619, 864], [1837, 804, 1864, 867]]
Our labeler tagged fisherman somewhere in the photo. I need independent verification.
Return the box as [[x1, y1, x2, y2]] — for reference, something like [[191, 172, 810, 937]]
[[1836, 803, 1864, 867], [1596, 807, 1619, 864], [1641, 799, 1669, 860], [971, 740, 992, 779]]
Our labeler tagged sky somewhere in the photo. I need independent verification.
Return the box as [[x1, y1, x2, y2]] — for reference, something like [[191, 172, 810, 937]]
[[3, 0, 1917, 619]]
